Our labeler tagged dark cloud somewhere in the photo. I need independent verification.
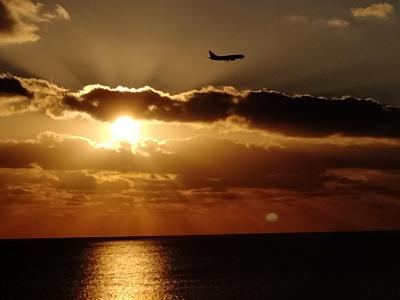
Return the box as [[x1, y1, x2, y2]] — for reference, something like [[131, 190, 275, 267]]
[[64, 86, 400, 138], [63, 88, 234, 122], [235, 92, 400, 137], [0, 74, 32, 98], [1, 74, 400, 137]]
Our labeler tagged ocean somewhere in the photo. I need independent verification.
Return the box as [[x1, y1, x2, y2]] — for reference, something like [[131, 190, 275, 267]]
[[0, 231, 399, 299]]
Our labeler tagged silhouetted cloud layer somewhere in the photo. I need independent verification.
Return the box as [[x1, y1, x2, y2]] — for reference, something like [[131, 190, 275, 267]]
[[64, 85, 400, 138], [1, 74, 400, 137]]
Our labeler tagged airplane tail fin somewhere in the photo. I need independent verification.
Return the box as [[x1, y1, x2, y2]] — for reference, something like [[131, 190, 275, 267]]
[[209, 50, 217, 59]]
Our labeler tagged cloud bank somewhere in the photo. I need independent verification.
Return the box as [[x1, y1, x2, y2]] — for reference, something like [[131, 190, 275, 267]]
[[1, 73, 400, 236]]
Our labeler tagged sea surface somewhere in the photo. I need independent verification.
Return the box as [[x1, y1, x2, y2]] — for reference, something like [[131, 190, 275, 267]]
[[1, 231, 399, 299]]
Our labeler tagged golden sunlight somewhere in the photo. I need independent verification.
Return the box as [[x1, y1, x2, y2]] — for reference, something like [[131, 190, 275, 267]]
[[111, 116, 141, 144]]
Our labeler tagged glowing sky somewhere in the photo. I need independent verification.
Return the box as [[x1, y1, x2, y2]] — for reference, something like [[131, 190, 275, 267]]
[[0, 0, 400, 238]]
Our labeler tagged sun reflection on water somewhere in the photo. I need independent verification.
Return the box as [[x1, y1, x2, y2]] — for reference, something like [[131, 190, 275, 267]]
[[79, 240, 170, 299]]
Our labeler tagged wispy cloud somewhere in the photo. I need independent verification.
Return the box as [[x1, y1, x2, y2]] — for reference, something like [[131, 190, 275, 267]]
[[284, 15, 308, 24], [325, 19, 350, 28], [285, 15, 350, 28]]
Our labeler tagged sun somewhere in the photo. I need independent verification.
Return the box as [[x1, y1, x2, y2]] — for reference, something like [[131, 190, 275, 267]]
[[110, 116, 141, 144]]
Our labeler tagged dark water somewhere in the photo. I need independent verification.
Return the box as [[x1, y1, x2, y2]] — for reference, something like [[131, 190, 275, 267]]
[[1, 231, 399, 299]]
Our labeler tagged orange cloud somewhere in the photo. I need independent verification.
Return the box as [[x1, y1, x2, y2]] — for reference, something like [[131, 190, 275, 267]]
[[351, 3, 395, 19]]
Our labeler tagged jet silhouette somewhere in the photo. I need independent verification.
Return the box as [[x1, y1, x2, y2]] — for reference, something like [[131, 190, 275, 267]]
[[208, 50, 245, 62]]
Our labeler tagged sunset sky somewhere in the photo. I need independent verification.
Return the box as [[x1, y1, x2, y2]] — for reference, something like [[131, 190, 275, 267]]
[[1, 0, 400, 238]]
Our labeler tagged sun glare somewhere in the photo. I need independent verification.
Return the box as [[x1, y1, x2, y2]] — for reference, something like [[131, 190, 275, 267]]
[[111, 116, 141, 144]]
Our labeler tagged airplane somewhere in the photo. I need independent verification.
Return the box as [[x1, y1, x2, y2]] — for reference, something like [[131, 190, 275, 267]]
[[208, 50, 245, 62]]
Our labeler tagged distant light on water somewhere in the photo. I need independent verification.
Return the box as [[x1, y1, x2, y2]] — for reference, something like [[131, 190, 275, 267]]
[[78, 240, 168, 299]]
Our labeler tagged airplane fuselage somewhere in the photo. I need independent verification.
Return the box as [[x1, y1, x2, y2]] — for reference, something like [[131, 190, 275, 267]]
[[209, 50, 244, 62]]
